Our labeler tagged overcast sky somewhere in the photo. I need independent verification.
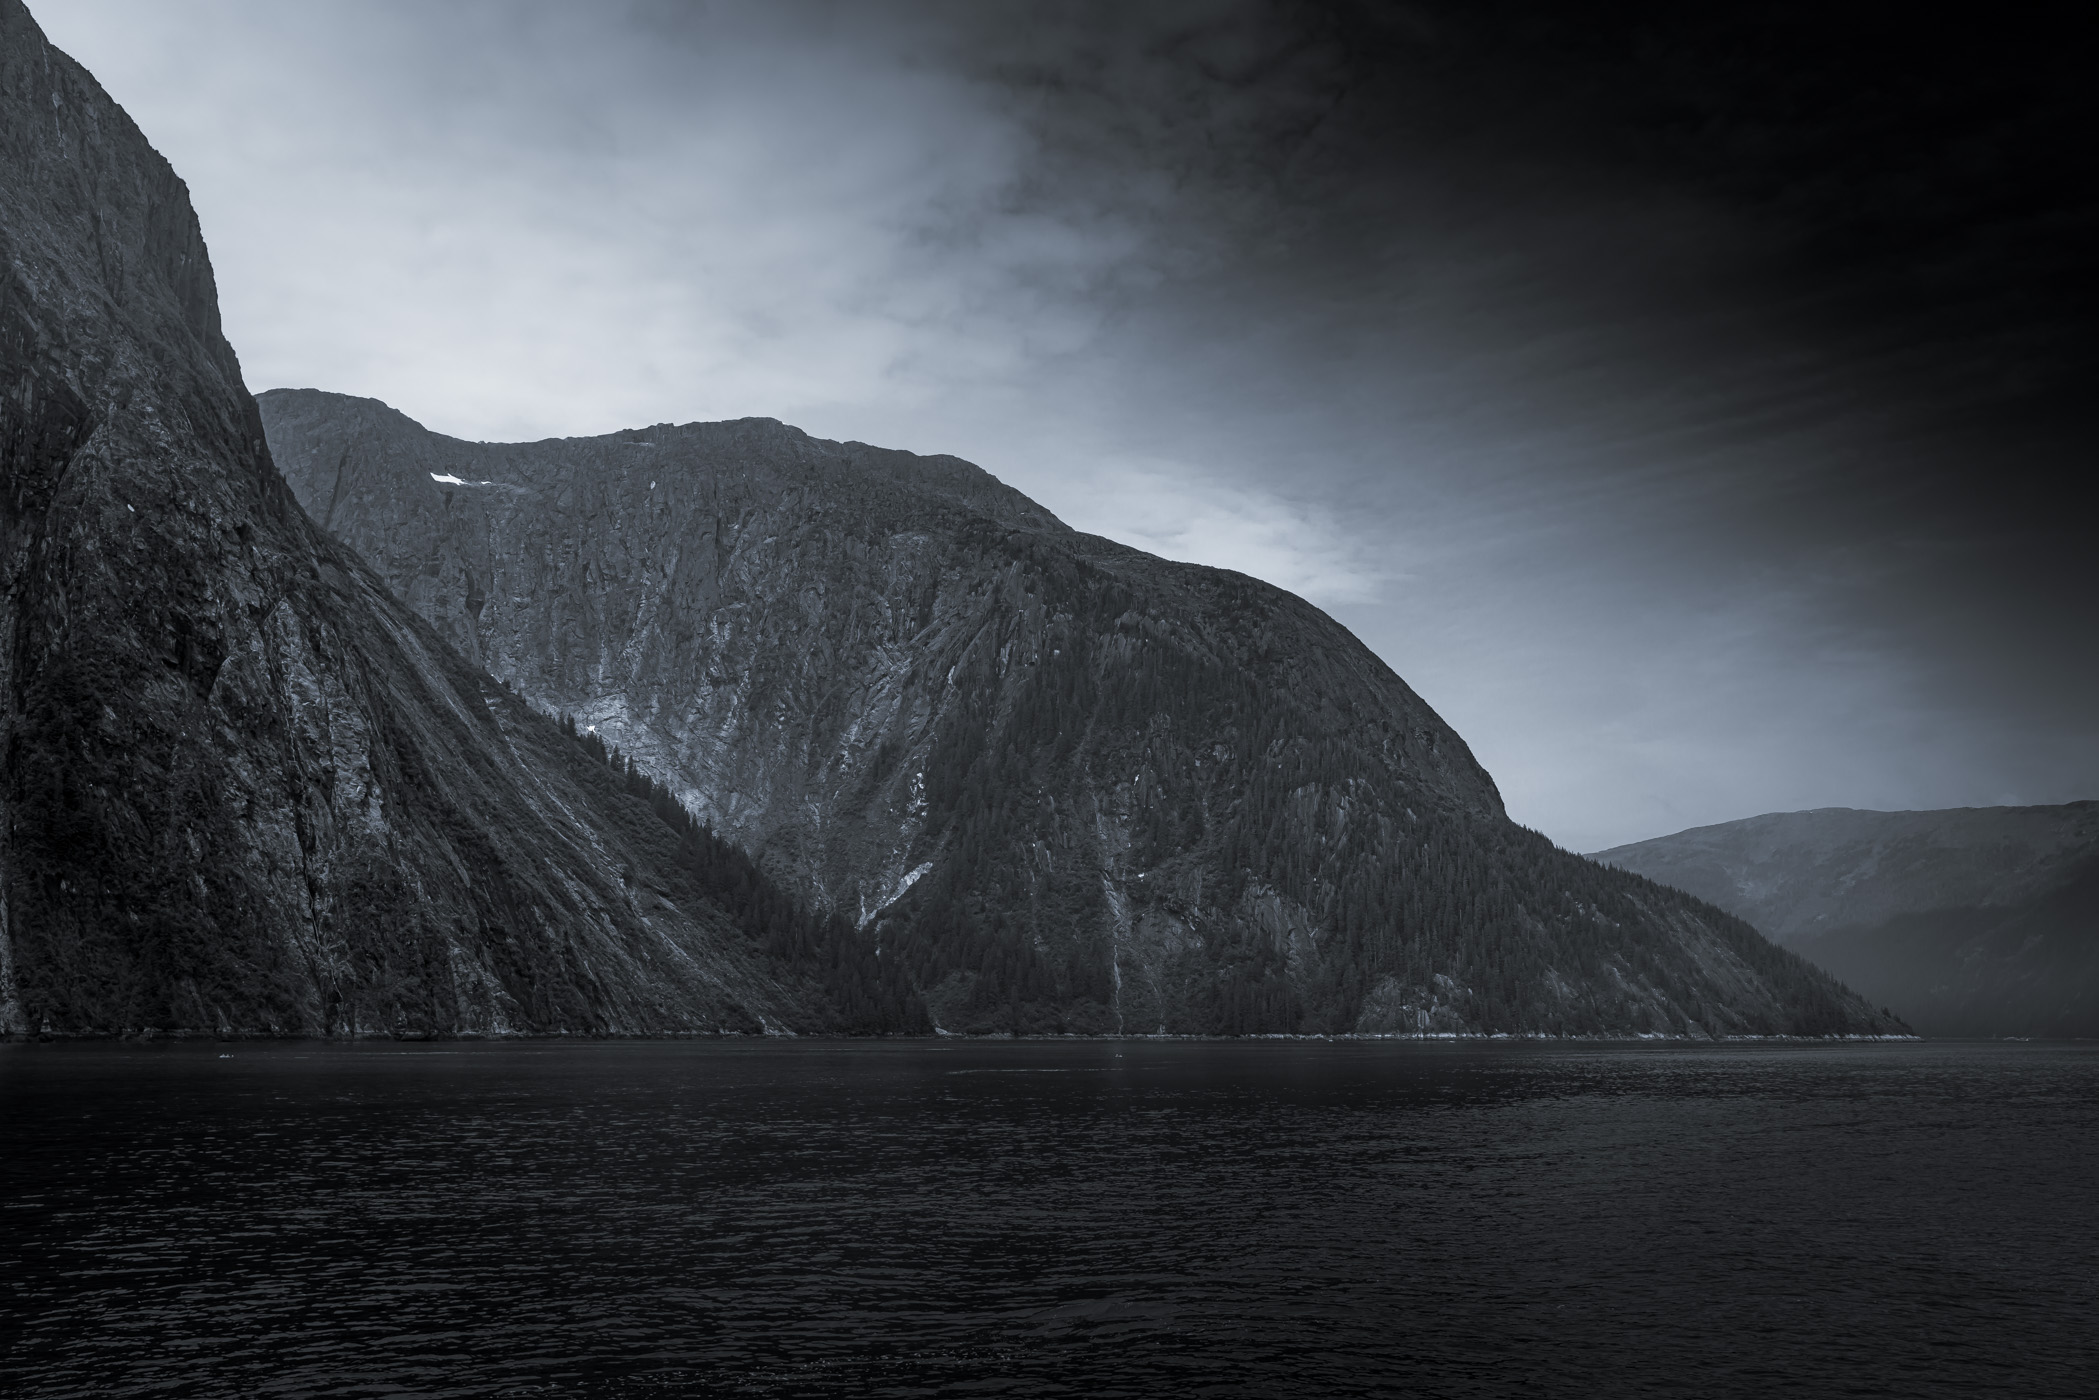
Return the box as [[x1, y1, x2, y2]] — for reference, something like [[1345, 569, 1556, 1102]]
[[36, 0, 2098, 852]]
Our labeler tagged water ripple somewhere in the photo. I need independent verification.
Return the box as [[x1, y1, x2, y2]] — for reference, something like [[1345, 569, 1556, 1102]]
[[1, 1040, 2092, 1398]]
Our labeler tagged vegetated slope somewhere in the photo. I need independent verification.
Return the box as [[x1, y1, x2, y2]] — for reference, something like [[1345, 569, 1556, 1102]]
[[1593, 804, 2099, 1036], [258, 386, 1901, 1038], [0, 0, 883, 1037]]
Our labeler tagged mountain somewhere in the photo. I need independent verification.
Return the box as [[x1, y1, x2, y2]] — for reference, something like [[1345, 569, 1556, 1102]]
[[0, 0, 889, 1038], [256, 388, 1902, 1038], [1593, 805, 2099, 1036]]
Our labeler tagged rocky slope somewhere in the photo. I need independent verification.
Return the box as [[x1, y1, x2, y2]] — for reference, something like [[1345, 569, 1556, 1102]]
[[1594, 804, 2099, 1036], [258, 392, 1902, 1038], [0, 0, 859, 1037]]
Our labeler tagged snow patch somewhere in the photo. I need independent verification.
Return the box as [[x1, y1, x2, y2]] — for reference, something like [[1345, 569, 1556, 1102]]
[[891, 860, 933, 902]]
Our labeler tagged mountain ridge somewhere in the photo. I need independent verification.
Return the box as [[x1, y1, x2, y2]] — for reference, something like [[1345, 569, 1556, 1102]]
[[1593, 802, 2099, 1036], [259, 387, 1899, 1039]]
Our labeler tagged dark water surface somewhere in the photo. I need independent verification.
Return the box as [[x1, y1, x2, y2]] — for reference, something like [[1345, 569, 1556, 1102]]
[[1, 1039, 2092, 1398]]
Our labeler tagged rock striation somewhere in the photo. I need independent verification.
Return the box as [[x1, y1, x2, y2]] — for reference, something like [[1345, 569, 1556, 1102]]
[[0, 0, 845, 1037], [259, 388, 1903, 1038], [1594, 804, 2099, 1037]]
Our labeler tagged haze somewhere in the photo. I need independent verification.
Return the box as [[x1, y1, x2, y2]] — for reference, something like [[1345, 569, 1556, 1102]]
[[36, 0, 2097, 852]]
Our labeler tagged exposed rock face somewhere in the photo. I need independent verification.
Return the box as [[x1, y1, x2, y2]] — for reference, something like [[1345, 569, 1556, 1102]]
[[260, 388, 1902, 1038], [0, 0, 831, 1036], [1594, 804, 2099, 1036]]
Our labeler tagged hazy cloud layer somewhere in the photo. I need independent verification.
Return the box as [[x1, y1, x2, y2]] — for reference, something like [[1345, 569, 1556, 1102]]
[[38, 0, 2097, 851]]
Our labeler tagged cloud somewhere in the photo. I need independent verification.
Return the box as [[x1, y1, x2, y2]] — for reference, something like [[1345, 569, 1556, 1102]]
[[36, 0, 2099, 852], [40, 0, 1192, 440], [1058, 455, 1397, 607]]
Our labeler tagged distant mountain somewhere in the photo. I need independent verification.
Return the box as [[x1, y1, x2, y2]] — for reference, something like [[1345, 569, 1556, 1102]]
[[0, 0, 880, 1037], [1593, 805, 2099, 1036], [257, 387, 1901, 1038]]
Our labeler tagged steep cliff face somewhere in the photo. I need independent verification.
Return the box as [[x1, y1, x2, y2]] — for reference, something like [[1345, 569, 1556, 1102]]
[[0, 0, 841, 1037], [1594, 804, 2099, 1036], [260, 389, 1901, 1037]]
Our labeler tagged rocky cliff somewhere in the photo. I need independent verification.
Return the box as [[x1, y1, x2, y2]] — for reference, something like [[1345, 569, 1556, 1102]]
[[1594, 804, 2099, 1036], [259, 388, 1903, 1038], [0, 0, 855, 1037]]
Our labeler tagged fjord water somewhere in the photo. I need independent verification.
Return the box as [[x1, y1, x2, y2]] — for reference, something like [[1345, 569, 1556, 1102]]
[[2, 1042, 2090, 1398]]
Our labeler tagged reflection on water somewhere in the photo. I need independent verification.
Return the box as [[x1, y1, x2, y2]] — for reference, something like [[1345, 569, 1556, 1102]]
[[2, 1039, 2092, 1398]]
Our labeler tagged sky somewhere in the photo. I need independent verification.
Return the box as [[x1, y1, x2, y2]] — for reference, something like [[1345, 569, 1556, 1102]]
[[33, 0, 2099, 852]]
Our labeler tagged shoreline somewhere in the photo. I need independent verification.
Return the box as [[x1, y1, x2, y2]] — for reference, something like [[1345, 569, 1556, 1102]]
[[4, 1028, 1946, 1045]]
